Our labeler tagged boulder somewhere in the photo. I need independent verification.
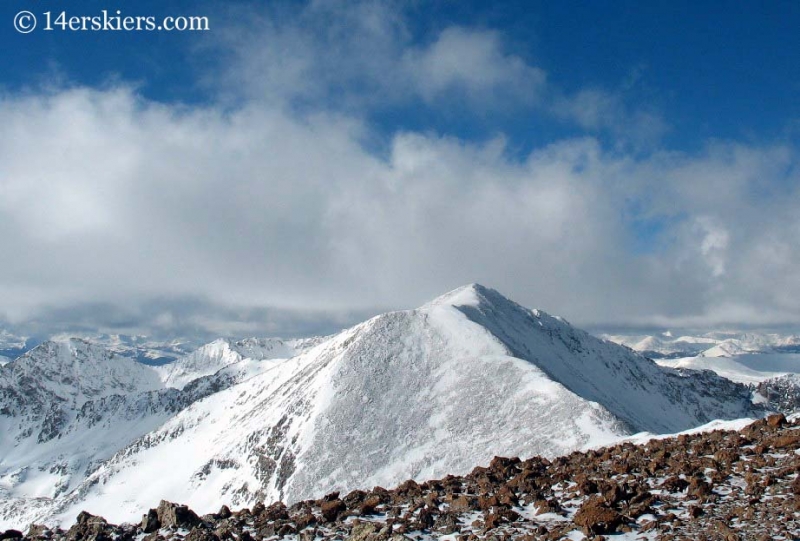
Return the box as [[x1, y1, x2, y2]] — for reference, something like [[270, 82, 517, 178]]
[[573, 496, 623, 535], [156, 500, 202, 529], [320, 499, 346, 522], [141, 509, 160, 533], [766, 413, 787, 428], [66, 512, 111, 541]]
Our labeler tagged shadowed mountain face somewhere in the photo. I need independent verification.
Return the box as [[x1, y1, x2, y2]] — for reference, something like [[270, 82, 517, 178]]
[[0, 285, 766, 529]]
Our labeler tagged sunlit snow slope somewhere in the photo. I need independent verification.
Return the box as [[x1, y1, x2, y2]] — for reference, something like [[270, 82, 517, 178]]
[[155, 337, 325, 389], [2, 284, 762, 529], [0, 337, 297, 528]]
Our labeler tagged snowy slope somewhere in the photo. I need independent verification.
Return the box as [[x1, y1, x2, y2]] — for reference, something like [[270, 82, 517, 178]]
[[604, 330, 800, 358], [47, 333, 198, 366], [155, 337, 316, 389], [0, 339, 163, 408], [156, 339, 247, 389], [656, 353, 800, 384], [436, 286, 758, 433], [0, 340, 171, 505], [4, 284, 761, 529], [0, 337, 293, 528], [0, 356, 9, 367]]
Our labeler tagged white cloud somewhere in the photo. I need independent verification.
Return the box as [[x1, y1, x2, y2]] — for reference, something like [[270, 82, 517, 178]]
[[216, 3, 546, 113], [2, 82, 799, 333], [1, 3, 800, 334], [401, 27, 546, 103], [696, 217, 730, 278], [551, 87, 668, 147]]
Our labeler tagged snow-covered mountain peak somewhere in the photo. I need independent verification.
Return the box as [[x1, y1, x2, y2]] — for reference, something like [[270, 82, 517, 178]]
[[421, 283, 569, 330], [421, 283, 532, 314], [421, 282, 491, 308], [156, 337, 309, 389], [0, 286, 770, 529], [0, 338, 163, 405]]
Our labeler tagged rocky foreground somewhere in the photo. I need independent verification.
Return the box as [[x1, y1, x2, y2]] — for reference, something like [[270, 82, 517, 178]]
[[4, 415, 800, 541]]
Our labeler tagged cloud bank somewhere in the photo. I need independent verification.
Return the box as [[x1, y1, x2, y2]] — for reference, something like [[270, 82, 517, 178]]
[[1, 1, 799, 336]]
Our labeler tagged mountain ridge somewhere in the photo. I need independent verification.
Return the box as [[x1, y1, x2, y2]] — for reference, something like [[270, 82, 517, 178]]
[[0, 284, 769, 529]]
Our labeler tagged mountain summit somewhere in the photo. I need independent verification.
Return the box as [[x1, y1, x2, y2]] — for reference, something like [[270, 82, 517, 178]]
[[0, 285, 765, 528]]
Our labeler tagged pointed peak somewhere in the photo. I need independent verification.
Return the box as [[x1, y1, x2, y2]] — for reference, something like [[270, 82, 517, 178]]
[[418, 283, 572, 330], [420, 283, 541, 317], [421, 283, 497, 309], [26, 337, 85, 353]]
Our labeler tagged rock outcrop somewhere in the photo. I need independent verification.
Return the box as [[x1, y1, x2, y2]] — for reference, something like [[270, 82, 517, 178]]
[[8, 415, 800, 540]]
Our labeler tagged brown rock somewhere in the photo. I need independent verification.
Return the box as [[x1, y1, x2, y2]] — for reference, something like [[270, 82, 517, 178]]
[[343, 490, 368, 509], [660, 476, 689, 492], [477, 494, 498, 510], [769, 434, 800, 449], [346, 522, 376, 541], [295, 513, 317, 529], [417, 507, 435, 529], [573, 496, 623, 535], [259, 501, 289, 522], [184, 528, 219, 541], [791, 475, 800, 495], [395, 480, 422, 497], [601, 483, 625, 505], [141, 509, 160, 533], [217, 505, 232, 520], [320, 499, 346, 522], [65, 512, 112, 541], [534, 498, 562, 515], [483, 513, 502, 531], [432, 512, 460, 534], [713, 520, 740, 541], [359, 495, 382, 515], [687, 478, 712, 500], [449, 495, 473, 512], [26, 525, 50, 540], [496, 485, 518, 506], [156, 500, 201, 529], [766, 413, 787, 428], [575, 475, 599, 496]]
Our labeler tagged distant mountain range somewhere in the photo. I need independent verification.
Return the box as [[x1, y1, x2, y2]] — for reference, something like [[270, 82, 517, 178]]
[[0, 285, 772, 529], [602, 329, 800, 359], [0, 331, 199, 367]]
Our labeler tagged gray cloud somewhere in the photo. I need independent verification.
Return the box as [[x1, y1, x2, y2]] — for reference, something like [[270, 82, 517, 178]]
[[0, 296, 370, 342]]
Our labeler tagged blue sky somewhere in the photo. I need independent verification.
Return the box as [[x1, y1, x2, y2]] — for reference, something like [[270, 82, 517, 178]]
[[1, 0, 800, 336], [4, 1, 799, 149]]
